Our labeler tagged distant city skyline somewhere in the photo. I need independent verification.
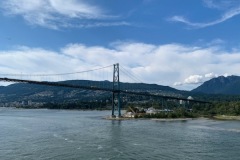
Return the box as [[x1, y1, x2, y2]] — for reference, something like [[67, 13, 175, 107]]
[[1, 0, 240, 90]]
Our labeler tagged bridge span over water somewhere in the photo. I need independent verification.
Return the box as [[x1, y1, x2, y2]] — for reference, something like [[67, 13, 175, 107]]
[[0, 63, 209, 117]]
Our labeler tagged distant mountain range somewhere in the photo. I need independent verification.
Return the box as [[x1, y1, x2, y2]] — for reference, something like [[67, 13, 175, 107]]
[[192, 75, 240, 95], [1, 75, 240, 105]]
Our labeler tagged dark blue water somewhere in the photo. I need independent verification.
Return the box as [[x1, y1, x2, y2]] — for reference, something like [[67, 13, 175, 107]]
[[0, 108, 239, 160]]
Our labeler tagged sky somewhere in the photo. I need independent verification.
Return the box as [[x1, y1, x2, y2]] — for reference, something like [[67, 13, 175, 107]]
[[1, 0, 240, 90]]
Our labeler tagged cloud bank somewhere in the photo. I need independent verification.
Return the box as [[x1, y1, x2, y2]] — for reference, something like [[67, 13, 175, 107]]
[[0, 0, 130, 29], [0, 42, 240, 90]]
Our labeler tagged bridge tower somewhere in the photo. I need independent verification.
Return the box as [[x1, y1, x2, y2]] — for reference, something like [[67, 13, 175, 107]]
[[112, 63, 121, 117]]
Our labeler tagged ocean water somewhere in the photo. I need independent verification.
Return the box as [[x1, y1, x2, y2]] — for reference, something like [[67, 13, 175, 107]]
[[0, 108, 240, 160]]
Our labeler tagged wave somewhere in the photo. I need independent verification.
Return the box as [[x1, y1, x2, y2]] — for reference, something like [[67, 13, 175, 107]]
[[192, 125, 240, 133]]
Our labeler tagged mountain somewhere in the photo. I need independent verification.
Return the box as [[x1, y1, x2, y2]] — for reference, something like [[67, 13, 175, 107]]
[[192, 75, 240, 95], [0, 80, 181, 104]]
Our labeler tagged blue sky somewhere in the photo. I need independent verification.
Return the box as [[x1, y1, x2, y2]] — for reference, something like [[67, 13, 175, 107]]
[[1, 0, 240, 90]]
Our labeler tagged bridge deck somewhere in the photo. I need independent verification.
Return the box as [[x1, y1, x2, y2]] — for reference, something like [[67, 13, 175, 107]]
[[0, 77, 210, 104]]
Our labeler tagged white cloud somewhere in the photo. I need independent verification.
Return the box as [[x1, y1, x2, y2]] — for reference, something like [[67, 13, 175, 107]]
[[169, 1, 240, 28], [173, 82, 183, 86], [184, 75, 203, 84], [205, 72, 218, 78], [0, 0, 129, 29], [0, 42, 240, 90], [174, 75, 204, 86], [203, 0, 238, 10], [223, 73, 229, 77], [174, 72, 229, 87]]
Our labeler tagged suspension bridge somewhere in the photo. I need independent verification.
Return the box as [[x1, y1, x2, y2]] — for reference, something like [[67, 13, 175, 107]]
[[0, 63, 209, 117]]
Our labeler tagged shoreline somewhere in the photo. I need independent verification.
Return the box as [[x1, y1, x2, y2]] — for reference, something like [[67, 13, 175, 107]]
[[213, 115, 240, 120], [2, 107, 240, 121], [104, 116, 207, 121], [151, 118, 195, 121]]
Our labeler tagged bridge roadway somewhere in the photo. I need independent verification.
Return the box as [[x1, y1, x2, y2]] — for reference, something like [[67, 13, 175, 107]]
[[0, 77, 209, 104]]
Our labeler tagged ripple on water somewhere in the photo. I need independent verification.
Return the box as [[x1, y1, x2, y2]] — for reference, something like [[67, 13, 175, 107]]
[[1, 110, 240, 160]]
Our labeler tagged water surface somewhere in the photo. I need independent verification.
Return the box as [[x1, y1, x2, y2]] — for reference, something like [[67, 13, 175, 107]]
[[0, 108, 239, 160]]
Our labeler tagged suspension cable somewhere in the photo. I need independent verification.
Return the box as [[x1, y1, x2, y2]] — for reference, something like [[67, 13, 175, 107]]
[[0, 64, 113, 77], [119, 66, 143, 83]]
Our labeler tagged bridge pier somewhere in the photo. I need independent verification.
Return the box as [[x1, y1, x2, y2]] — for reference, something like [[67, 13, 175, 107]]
[[112, 63, 121, 118]]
